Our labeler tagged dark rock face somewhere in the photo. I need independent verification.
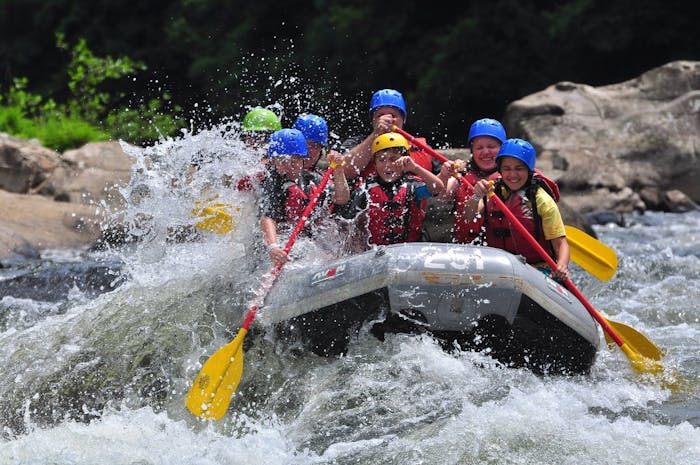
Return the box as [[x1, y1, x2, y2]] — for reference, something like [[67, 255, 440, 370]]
[[0, 257, 125, 303]]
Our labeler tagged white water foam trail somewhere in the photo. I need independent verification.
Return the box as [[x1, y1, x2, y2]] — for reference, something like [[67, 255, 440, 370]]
[[3, 335, 698, 465]]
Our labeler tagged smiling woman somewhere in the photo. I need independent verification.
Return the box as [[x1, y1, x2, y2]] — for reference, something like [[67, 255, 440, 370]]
[[461, 138, 571, 281]]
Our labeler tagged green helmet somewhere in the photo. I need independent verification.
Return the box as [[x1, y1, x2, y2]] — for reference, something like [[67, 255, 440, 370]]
[[241, 107, 282, 132]]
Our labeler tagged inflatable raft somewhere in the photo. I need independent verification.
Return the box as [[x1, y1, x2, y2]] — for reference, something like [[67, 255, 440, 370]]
[[259, 242, 600, 375]]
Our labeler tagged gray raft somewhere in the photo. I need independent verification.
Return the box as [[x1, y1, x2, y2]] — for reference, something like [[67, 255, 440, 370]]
[[259, 242, 600, 375]]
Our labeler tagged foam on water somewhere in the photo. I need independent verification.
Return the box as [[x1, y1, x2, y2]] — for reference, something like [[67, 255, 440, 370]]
[[7, 333, 698, 465], [1, 406, 310, 465]]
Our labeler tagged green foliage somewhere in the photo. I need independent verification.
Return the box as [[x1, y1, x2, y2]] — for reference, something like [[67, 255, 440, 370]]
[[56, 32, 186, 145], [37, 115, 111, 152], [56, 32, 145, 123], [0, 34, 185, 150], [1, 77, 57, 117], [104, 97, 185, 144], [0, 104, 110, 152], [0, 105, 36, 138], [0, 76, 108, 150]]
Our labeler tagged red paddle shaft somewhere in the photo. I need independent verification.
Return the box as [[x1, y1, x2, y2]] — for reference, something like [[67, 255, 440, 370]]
[[240, 163, 337, 330]]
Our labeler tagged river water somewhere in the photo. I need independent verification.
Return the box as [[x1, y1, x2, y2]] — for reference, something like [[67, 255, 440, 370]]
[[1, 126, 698, 464]]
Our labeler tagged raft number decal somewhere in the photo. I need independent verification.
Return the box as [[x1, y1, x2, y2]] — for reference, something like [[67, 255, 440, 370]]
[[423, 249, 485, 271], [311, 263, 347, 285]]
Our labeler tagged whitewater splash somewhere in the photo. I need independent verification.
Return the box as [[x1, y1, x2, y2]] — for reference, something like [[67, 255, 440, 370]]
[[0, 119, 350, 437]]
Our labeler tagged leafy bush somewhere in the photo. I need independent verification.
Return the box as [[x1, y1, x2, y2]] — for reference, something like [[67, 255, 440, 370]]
[[0, 76, 109, 151], [0, 35, 185, 150], [0, 105, 36, 138], [104, 97, 184, 145], [38, 115, 111, 152], [56, 33, 143, 123]]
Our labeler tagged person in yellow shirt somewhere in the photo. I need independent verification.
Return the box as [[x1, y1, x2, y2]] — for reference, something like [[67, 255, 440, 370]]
[[465, 138, 570, 282]]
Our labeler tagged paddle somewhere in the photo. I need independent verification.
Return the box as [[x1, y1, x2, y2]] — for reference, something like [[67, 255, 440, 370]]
[[394, 127, 667, 378], [563, 227, 662, 358], [185, 161, 339, 419], [552, 227, 659, 358], [488, 197, 666, 376], [565, 225, 617, 281], [396, 127, 613, 278], [192, 201, 236, 235]]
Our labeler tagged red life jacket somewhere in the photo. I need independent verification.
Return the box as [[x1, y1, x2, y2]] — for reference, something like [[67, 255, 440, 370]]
[[483, 181, 555, 264], [282, 171, 332, 225], [453, 170, 500, 243], [282, 181, 311, 224], [453, 168, 559, 243], [533, 169, 560, 202], [236, 170, 266, 192], [365, 178, 426, 245]]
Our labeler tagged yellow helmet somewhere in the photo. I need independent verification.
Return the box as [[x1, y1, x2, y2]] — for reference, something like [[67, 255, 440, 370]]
[[371, 132, 409, 156]]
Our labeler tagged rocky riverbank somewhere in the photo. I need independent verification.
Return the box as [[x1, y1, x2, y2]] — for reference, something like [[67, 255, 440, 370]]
[[0, 135, 133, 259]]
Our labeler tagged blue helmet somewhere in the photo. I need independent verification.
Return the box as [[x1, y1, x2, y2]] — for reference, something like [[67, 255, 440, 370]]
[[293, 114, 328, 145], [468, 118, 506, 144], [267, 129, 309, 158], [496, 138, 536, 171], [369, 89, 407, 119]]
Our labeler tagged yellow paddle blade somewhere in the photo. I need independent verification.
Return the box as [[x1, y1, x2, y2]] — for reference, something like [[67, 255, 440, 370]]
[[620, 343, 665, 375], [185, 328, 247, 420], [602, 317, 664, 360], [565, 225, 618, 281], [603, 317, 682, 390], [619, 342, 682, 390], [192, 202, 238, 234]]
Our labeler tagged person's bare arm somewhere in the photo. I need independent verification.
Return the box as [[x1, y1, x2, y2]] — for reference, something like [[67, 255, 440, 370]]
[[343, 113, 396, 179], [414, 165, 444, 196], [328, 151, 350, 205], [396, 156, 444, 196], [550, 236, 570, 281], [461, 178, 491, 222], [437, 160, 466, 200], [261, 215, 289, 265]]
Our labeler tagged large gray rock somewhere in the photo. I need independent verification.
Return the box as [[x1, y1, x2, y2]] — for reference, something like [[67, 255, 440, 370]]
[[0, 136, 134, 258], [504, 60, 700, 214], [40, 140, 133, 208], [0, 133, 59, 194], [0, 190, 103, 258]]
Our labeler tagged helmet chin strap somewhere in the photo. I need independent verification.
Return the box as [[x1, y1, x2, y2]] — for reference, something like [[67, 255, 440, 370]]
[[305, 146, 327, 172]]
